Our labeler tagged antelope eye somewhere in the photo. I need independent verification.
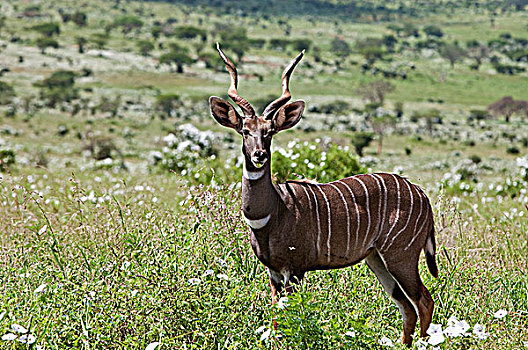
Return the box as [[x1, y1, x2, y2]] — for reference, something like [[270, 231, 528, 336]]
[[241, 130, 250, 136]]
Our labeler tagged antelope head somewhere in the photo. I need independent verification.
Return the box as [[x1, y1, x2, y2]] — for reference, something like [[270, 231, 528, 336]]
[[209, 43, 305, 171]]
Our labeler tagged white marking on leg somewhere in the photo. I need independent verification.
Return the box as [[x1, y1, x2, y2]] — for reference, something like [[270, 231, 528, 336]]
[[315, 185, 332, 263], [382, 174, 401, 248], [352, 176, 371, 249], [243, 166, 265, 180], [280, 269, 291, 286], [243, 213, 270, 229], [377, 252, 420, 315], [307, 185, 322, 259], [339, 180, 361, 249], [329, 183, 351, 255], [404, 190, 424, 250], [384, 179, 414, 250]]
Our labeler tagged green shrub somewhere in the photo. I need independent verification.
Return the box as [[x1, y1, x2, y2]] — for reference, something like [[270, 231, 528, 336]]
[[0, 148, 15, 171], [0, 81, 16, 105], [272, 140, 366, 183]]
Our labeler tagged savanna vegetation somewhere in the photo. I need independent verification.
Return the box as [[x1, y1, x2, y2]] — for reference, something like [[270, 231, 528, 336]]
[[0, 0, 527, 348]]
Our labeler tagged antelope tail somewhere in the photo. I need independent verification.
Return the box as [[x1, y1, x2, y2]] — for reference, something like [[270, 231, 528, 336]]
[[425, 226, 439, 278]]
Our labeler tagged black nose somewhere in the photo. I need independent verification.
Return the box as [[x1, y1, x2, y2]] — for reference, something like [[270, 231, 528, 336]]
[[253, 150, 267, 163]]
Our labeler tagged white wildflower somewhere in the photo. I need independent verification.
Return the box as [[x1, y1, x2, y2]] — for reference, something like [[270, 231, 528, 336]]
[[473, 324, 489, 340], [130, 290, 139, 297], [260, 328, 271, 341], [379, 336, 394, 347], [344, 331, 356, 337], [428, 333, 445, 346], [277, 296, 288, 309], [18, 333, 36, 344], [34, 283, 47, 293], [188, 278, 201, 285], [216, 274, 229, 281], [203, 269, 214, 277], [427, 324, 442, 336], [145, 341, 160, 350], [493, 309, 507, 319], [11, 324, 28, 333], [416, 339, 428, 350], [1, 333, 17, 341], [255, 326, 266, 333]]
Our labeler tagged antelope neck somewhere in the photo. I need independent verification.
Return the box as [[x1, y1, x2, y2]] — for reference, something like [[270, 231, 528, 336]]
[[241, 160, 280, 227]]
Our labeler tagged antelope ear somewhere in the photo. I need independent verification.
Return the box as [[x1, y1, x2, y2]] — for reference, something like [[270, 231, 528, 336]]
[[273, 100, 305, 131], [209, 96, 242, 130]]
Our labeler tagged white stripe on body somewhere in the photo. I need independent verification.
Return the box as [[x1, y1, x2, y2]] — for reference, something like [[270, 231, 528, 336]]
[[306, 185, 322, 259], [329, 183, 351, 255], [299, 185, 313, 211], [384, 179, 414, 250], [371, 174, 388, 243], [315, 185, 332, 263], [243, 213, 270, 229], [405, 189, 430, 250], [404, 189, 424, 250], [367, 174, 383, 247], [381, 174, 401, 248], [339, 180, 361, 249], [351, 176, 371, 250]]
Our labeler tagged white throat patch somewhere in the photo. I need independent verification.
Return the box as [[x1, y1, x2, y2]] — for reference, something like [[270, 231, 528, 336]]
[[243, 213, 270, 229], [243, 166, 265, 180]]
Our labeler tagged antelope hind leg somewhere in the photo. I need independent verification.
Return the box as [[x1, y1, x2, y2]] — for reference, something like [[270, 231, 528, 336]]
[[366, 251, 418, 347]]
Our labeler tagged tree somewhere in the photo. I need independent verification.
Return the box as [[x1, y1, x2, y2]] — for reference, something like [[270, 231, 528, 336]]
[[0, 81, 16, 105], [36, 37, 59, 54], [369, 114, 396, 155], [91, 33, 108, 49], [159, 45, 193, 73], [291, 38, 312, 52], [72, 11, 87, 27], [151, 25, 163, 39], [174, 26, 207, 41], [356, 80, 395, 105], [488, 96, 528, 122], [0, 16, 6, 34], [423, 25, 443, 38], [331, 37, 351, 62], [350, 132, 374, 157], [411, 109, 441, 135], [76, 36, 87, 54], [466, 41, 489, 70], [219, 28, 250, 62], [31, 22, 60, 37], [113, 15, 143, 34], [155, 94, 180, 118], [36, 70, 78, 107], [439, 43, 467, 68], [137, 40, 154, 56]]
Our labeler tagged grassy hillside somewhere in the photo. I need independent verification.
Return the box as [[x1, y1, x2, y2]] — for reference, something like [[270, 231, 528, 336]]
[[0, 0, 527, 348]]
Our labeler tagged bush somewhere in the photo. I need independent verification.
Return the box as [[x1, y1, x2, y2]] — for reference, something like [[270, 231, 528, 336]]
[[272, 139, 366, 183], [0, 81, 16, 105], [507, 146, 520, 154], [155, 94, 180, 118], [36, 37, 59, 53], [152, 124, 230, 184], [31, 22, 60, 37], [350, 132, 375, 157], [0, 149, 15, 171]]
